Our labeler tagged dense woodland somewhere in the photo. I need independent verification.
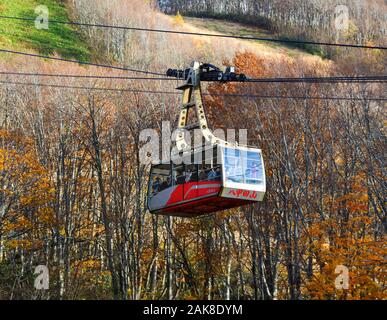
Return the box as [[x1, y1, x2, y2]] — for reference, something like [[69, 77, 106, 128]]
[[160, 0, 387, 57], [0, 0, 386, 300]]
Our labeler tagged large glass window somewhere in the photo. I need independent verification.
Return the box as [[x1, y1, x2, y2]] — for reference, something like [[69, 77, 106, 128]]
[[224, 148, 244, 183], [245, 151, 264, 184], [223, 148, 263, 185]]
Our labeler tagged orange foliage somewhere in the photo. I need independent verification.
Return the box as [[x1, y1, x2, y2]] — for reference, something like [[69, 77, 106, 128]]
[[0, 130, 55, 251], [304, 177, 386, 300]]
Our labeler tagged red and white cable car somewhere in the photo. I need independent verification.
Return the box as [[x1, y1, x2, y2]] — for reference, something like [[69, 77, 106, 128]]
[[147, 62, 266, 217]]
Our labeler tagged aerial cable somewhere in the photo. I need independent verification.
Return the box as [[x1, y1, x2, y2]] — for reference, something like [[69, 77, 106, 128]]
[[1, 80, 385, 101], [0, 15, 385, 50], [0, 48, 165, 76], [0, 71, 174, 81], [245, 76, 387, 83], [0, 71, 386, 83]]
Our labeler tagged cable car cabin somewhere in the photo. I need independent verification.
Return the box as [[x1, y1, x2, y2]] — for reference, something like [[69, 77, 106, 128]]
[[147, 145, 266, 217]]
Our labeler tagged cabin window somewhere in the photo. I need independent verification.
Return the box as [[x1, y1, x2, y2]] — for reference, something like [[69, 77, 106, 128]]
[[224, 148, 264, 185], [198, 147, 221, 182], [245, 151, 264, 184], [149, 164, 171, 195], [185, 163, 198, 183], [224, 148, 244, 183], [173, 164, 185, 185]]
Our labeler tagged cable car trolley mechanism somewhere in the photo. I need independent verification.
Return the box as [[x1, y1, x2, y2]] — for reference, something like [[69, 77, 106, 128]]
[[147, 62, 266, 217]]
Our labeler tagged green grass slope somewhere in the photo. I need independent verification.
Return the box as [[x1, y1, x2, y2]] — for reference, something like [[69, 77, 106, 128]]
[[0, 0, 90, 61]]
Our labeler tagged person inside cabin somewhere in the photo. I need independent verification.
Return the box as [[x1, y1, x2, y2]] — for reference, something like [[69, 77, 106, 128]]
[[215, 167, 221, 180], [177, 173, 185, 184], [191, 169, 198, 181], [199, 168, 207, 181], [172, 171, 177, 185], [251, 163, 259, 179], [226, 165, 235, 179], [185, 169, 192, 183], [246, 162, 260, 181], [160, 178, 169, 191], [153, 176, 161, 194], [208, 168, 217, 180]]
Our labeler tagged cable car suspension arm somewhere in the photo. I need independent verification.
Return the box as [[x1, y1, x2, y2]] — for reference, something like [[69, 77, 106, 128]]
[[167, 62, 246, 153]]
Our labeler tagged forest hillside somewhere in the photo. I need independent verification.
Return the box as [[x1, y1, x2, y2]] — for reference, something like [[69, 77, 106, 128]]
[[0, 0, 385, 300], [160, 0, 387, 59]]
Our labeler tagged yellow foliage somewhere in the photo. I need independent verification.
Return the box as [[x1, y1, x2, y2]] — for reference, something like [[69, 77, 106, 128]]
[[173, 11, 184, 26], [6, 239, 44, 251], [0, 130, 55, 253], [74, 259, 102, 272], [305, 214, 386, 300]]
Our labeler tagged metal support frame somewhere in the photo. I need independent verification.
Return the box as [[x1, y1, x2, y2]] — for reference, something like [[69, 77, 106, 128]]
[[174, 61, 230, 153]]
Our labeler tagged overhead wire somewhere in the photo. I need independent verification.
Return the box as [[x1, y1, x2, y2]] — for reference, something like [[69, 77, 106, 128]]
[[0, 71, 386, 84], [1, 80, 385, 101], [245, 76, 387, 83], [0, 71, 174, 81], [0, 15, 386, 50], [0, 15, 385, 101], [0, 48, 165, 76]]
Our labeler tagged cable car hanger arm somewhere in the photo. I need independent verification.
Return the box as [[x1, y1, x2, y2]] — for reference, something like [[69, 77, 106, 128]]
[[166, 63, 247, 83], [169, 62, 246, 154]]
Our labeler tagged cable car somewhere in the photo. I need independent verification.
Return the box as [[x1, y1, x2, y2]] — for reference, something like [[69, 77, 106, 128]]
[[147, 62, 266, 217]]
